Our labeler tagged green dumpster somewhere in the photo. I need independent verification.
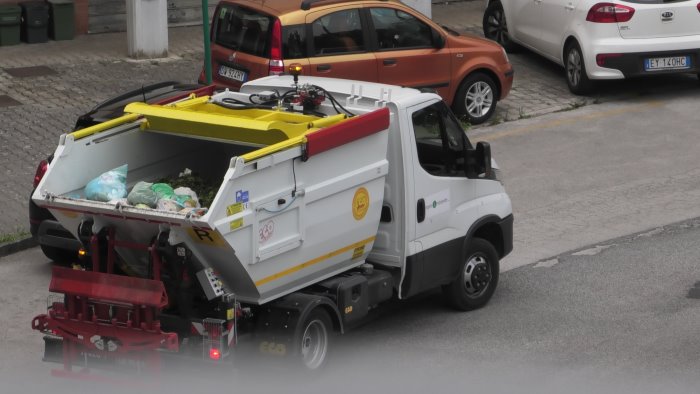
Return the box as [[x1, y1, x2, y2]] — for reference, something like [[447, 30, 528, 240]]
[[48, 0, 73, 40], [0, 5, 21, 46]]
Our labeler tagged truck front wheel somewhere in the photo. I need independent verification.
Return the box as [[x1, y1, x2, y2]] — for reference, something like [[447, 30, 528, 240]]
[[295, 309, 333, 370], [443, 238, 499, 311]]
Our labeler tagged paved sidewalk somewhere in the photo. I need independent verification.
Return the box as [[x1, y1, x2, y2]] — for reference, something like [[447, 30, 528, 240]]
[[0, 0, 584, 245]]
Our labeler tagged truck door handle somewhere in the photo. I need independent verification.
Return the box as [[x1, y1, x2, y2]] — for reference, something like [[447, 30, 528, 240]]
[[383, 59, 397, 66], [316, 64, 331, 71], [417, 199, 425, 223]]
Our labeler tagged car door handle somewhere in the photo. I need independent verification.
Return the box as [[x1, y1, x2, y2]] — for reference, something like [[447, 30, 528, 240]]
[[316, 64, 331, 71], [417, 199, 425, 223], [565, 3, 575, 10], [383, 59, 397, 66], [534, 0, 542, 3]]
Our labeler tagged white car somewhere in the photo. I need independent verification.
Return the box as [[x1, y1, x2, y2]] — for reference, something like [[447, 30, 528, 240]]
[[482, 0, 700, 94]]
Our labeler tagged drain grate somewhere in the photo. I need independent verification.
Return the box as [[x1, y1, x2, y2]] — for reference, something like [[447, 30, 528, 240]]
[[687, 282, 700, 299], [3, 65, 58, 78], [0, 95, 21, 108]]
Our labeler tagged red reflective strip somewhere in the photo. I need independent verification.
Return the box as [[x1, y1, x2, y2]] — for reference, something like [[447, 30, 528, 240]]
[[49, 266, 168, 308], [305, 107, 390, 159]]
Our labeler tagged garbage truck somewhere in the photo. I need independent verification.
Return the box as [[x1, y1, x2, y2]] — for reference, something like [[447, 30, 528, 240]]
[[31, 72, 513, 374]]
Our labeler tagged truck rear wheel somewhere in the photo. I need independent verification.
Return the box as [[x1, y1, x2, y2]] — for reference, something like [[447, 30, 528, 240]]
[[295, 309, 333, 370], [40, 245, 75, 266], [443, 238, 499, 311]]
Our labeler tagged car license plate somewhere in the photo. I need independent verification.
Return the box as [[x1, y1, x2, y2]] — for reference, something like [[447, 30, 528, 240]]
[[644, 56, 691, 71], [218, 65, 247, 82]]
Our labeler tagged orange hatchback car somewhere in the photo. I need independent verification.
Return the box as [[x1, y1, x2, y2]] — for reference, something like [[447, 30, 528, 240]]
[[200, 0, 514, 124]]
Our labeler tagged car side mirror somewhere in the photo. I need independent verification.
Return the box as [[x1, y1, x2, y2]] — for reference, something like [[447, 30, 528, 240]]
[[432, 29, 445, 49], [464, 141, 492, 179]]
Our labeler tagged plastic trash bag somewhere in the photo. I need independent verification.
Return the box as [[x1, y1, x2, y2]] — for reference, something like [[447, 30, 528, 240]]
[[127, 181, 158, 208], [157, 199, 181, 212], [174, 187, 200, 208], [151, 183, 175, 200], [85, 164, 128, 202]]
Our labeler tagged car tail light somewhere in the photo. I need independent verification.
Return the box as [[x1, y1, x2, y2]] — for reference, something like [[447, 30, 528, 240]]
[[33, 159, 48, 188], [586, 3, 635, 23], [596, 53, 622, 67], [209, 348, 221, 360], [269, 19, 284, 75], [697, 3, 700, 12]]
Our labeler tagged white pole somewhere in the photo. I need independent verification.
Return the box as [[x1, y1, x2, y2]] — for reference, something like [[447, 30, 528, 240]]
[[126, 0, 169, 59]]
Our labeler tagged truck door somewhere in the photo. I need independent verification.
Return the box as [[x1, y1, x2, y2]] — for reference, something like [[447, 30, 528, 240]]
[[401, 99, 479, 298]]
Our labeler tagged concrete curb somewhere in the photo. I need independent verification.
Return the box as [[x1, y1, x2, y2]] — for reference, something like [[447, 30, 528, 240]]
[[0, 237, 38, 259]]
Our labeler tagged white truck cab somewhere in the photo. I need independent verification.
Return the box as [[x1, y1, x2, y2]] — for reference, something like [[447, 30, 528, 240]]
[[241, 76, 513, 309]]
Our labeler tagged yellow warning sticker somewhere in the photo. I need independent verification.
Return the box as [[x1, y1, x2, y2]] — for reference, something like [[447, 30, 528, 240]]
[[352, 187, 369, 220], [187, 227, 226, 247], [230, 218, 244, 231], [351, 245, 365, 260], [227, 308, 234, 321], [56, 209, 79, 219], [226, 203, 244, 216]]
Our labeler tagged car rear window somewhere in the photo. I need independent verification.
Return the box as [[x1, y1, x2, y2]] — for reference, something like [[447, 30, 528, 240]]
[[213, 4, 273, 57]]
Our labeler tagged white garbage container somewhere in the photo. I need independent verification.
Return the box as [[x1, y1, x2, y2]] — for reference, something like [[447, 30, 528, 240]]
[[126, 0, 168, 59]]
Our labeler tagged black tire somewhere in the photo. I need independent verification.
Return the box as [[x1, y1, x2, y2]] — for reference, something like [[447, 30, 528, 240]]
[[483, 0, 518, 52], [293, 309, 333, 371], [40, 244, 76, 265], [443, 238, 499, 311], [453, 72, 498, 125], [564, 41, 594, 95]]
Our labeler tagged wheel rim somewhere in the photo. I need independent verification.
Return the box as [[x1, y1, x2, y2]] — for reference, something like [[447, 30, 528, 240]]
[[300, 319, 328, 370], [485, 8, 509, 45], [463, 254, 492, 298], [567, 48, 582, 87], [465, 81, 494, 119]]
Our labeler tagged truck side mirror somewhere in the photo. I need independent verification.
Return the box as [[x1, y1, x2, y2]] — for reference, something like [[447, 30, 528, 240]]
[[432, 29, 445, 49], [464, 141, 492, 179], [476, 141, 492, 178]]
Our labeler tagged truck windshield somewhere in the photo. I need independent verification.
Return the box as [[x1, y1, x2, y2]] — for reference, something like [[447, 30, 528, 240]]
[[411, 101, 469, 177]]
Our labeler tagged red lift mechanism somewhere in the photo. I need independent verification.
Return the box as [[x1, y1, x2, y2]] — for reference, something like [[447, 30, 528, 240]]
[[31, 227, 178, 378]]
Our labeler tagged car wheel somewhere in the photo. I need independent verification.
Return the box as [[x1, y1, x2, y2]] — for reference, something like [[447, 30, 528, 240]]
[[40, 244, 76, 265], [483, 0, 518, 52], [294, 309, 333, 371], [443, 238, 500, 311], [565, 41, 594, 95], [454, 72, 498, 125]]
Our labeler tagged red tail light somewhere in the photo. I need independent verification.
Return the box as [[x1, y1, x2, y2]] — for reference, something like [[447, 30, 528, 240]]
[[209, 348, 221, 360], [697, 3, 700, 12], [596, 53, 622, 67], [269, 18, 284, 75], [33, 159, 48, 188], [586, 3, 635, 23]]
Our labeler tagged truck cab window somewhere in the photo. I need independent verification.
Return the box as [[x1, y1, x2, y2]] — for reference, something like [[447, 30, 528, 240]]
[[411, 101, 469, 177]]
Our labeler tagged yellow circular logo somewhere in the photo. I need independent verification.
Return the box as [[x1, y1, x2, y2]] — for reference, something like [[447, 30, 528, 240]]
[[352, 187, 370, 221]]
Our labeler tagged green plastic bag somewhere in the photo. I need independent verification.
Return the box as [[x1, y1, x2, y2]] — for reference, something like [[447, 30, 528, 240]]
[[127, 181, 158, 208]]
